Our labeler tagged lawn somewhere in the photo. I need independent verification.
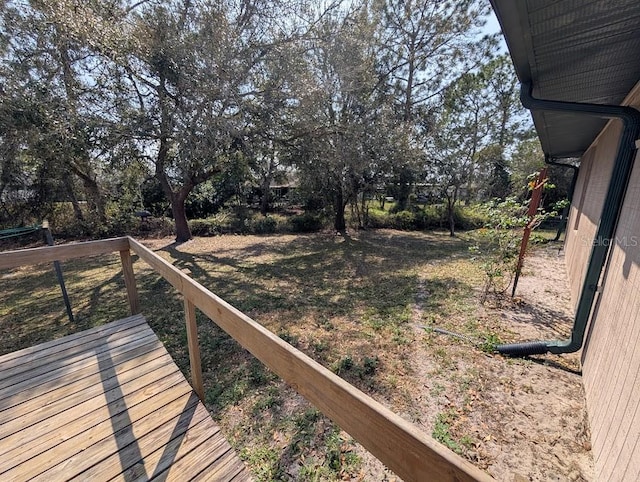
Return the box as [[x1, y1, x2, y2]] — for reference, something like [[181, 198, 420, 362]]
[[0, 229, 592, 481]]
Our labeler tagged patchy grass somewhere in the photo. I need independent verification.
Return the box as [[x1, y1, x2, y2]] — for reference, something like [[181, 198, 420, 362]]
[[0, 230, 474, 478], [0, 229, 592, 480]]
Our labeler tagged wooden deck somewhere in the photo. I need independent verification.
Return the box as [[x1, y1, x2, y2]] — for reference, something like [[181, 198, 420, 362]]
[[0, 315, 250, 481]]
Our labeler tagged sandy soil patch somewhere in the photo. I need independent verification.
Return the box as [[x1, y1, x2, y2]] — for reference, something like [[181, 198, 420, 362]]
[[398, 244, 593, 481], [138, 233, 593, 481]]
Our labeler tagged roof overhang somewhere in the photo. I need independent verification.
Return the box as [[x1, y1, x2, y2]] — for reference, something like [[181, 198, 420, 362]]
[[490, 0, 640, 158]]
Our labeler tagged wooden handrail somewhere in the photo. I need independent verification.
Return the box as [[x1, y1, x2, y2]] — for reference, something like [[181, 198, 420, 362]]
[[0, 237, 494, 481], [126, 237, 493, 482], [0, 237, 129, 270]]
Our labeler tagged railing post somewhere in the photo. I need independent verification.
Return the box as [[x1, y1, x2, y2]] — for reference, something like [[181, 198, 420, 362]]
[[184, 296, 205, 400], [119, 249, 140, 315]]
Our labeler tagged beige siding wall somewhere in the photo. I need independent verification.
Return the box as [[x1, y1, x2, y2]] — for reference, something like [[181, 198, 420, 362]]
[[565, 122, 622, 308], [568, 88, 640, 481]]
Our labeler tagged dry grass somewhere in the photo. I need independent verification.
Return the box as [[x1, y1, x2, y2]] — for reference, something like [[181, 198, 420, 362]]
[[0, 230, 592, 481]]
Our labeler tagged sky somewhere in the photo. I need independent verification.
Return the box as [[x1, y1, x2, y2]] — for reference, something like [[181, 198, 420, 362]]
[[484, 7, 508, 53]]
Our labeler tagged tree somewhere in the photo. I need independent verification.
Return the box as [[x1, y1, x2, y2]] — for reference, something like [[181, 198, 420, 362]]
[[26, 0, 312, 241], [509, 134, 545, 199], [429, 72, 490, 236], [244, 41, 303, 215], [482, 55, 523, 199], [427, 54, 526, 235], [375, 0, 494, 122], [0, 0, 121, 225], [373, 0, 496, 210], [290, 4, 398, 232]]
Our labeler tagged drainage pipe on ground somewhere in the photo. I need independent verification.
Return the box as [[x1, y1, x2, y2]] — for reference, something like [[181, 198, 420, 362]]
[[497, 83, 640, 356]]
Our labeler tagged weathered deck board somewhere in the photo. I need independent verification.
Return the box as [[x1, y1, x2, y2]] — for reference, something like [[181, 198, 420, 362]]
[[0, 316, 251, 481]]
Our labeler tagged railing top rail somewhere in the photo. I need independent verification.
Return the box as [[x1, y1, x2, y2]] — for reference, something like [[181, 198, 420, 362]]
[[126, 237, 492, 482], [0, 237, 129, 270]]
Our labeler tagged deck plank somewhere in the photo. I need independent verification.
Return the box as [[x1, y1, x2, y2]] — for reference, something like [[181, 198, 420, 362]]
[[0, 323, 153, 385], [0, 329, 157, 399], [0, 344, 167, 422], [0, 363, 183, 467], [0, 334, 161, 410], [73, 399, 213, 481], [0, 316, 250, 481], [116, 419, 224, 482], [0, 321, 152, 381], [0, 314, 146, 364]]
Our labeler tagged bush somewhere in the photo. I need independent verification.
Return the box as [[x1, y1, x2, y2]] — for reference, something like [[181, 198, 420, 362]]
[[359, 203, 487, 232], [391, 210, 416, 230], [469, 197, 554, 302], [250, 215, 278, 234], [365, 210, 391, 229], [455, 205, 488, 230], [189, 218, 224, 236], [290, 212, 325, 232]]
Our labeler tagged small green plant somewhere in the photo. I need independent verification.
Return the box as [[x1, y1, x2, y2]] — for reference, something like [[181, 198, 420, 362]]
[[479, 332, 503, 353], [362, 356, 379, 375], [470, 195, 556, 302], [239, 446, 282, 481], [325, 429, 361, 475], [332, 354, 380, 379], [432, 411, 462, 454], [333, 355, 354, 374], [252, 392, 281, 415], [278, 330, 299, 346]]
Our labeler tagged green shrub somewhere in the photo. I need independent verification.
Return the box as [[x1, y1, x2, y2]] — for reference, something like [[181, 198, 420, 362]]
[[456, 205, 488, 230], [251, 215, 278, 234], [391, 210, 416, 230], [290, 212, 325, 232], [365, 210, 391, 229], [189, 218, 224, 236]]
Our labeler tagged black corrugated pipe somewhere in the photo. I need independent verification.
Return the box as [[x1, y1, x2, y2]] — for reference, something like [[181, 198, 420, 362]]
[[544, 155, 579, 241], [497, 83, 640, 356]]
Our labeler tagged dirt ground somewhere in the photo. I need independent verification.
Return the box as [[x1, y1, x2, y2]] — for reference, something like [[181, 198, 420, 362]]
[[480, 246, 592, 481], [142, 233, 594, 481], [378, 243, 594, 482], [0, 231, 594, 481]]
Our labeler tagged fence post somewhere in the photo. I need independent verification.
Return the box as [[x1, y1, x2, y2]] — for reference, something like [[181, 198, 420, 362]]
[[184, 296, 205, 400], [119, 249, 140, 315]]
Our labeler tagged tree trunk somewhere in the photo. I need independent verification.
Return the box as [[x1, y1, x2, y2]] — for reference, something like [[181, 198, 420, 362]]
[[172, 194, 192, 242], [64, 177, 84, 221], [447, 187, 459, 237], [260, 178, 270, 215], [81, 175, 106, 223], [334, 189, 346, 232], [360, 191, 368, 228], [448, 206, 455, 236], [447, 195, 455, 237]]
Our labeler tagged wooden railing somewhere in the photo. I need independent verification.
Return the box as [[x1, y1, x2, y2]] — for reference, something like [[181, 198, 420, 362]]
[[0, 237, 493, 482]]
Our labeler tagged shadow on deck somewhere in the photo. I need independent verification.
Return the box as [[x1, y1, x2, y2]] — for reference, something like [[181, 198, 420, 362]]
[[0, 314, 249, 481]]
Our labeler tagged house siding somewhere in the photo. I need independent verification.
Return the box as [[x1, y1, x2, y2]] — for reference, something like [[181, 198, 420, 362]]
[[567, 88, 640, 481]]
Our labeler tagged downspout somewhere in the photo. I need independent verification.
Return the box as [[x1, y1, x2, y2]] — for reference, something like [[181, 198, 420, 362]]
[[544, 155, 579, 241], [497, 83, 640, 356]]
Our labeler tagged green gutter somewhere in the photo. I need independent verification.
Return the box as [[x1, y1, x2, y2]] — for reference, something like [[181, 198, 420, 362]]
[[497, 83, 640, 356], [545, 156, 579, 242]]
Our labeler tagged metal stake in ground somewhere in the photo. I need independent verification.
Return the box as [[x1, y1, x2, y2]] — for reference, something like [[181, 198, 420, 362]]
[[511, 168, 547, 298], [42, 220, 75, 324]]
